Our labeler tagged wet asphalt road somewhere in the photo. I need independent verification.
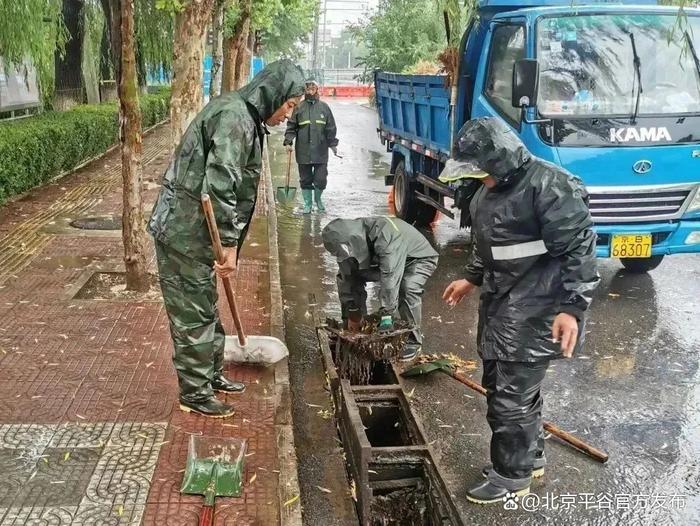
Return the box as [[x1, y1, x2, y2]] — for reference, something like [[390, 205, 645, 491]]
[[267, 99, 700, 525]]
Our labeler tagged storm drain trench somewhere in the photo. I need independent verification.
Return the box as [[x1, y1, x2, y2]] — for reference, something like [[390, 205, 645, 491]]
[[311, 295, 464, 526]]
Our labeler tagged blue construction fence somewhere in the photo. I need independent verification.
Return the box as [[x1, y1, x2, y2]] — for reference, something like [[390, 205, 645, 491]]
[[147, 56, 266, 95]]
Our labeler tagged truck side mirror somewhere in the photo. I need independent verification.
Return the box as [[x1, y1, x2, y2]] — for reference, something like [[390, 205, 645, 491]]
[[512, 59, 539, 108]]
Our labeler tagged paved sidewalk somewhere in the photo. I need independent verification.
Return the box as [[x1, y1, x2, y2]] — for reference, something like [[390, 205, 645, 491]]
[[0, 125, 299, 525]]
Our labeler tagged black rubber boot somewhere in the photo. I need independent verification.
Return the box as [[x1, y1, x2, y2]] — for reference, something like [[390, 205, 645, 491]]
[[400, 342, 422, 362], [466, 480, 530, 505], [211, 373, 246, 393], [179, 397, 235, 418], [482, 456, 545, 479]]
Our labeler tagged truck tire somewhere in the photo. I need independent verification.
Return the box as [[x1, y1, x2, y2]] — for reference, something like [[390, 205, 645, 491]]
[[392, 160, 439, 227], [620, 256, 664, 273]]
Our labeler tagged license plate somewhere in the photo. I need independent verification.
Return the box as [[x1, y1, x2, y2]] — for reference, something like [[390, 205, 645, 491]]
[[611, 234, 652, 258]]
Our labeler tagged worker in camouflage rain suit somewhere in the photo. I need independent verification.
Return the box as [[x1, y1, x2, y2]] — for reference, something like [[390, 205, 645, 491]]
[[442, 118, 600, 504], [322, 217, 438, 361], [148, 60, 305, 418], [283, 79, 339, 214]]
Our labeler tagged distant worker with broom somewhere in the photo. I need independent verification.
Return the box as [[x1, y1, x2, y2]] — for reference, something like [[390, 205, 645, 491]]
[[148, 60, 305, 418], [283, 79, 339, 214], [442, 118, 600, 504], [322, 216, 438, 362]]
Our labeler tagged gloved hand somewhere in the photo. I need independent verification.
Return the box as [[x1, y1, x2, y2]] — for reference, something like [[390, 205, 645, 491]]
[[331, 146, 338, 155], [347, 307, 363, 332], [285, 143, 293, 153], [378, 315, 394, 332]]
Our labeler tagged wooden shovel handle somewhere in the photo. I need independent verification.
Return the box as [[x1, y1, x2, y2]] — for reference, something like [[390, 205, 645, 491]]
[[450, 370, 608, 463], [285, 149, 293, 188], [198, 504, 214, 526], [201, 194, 246, 347]]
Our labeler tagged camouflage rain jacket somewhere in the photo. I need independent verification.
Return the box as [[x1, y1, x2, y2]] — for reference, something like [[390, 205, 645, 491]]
[[148, 60, 305, 263]]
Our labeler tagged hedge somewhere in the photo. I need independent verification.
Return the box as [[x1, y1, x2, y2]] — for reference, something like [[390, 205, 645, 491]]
[[0, 88, 171, 204]]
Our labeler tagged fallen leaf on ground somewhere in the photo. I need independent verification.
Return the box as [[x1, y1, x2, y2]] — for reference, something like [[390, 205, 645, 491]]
[[284, 495, 299, 507], [316, 486, 332, 494]]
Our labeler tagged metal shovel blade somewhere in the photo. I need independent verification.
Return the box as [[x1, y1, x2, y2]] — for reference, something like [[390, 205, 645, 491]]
[[224, 335, 289, 365], [181, 435, 247, 501], [275, 186, 297, 204]]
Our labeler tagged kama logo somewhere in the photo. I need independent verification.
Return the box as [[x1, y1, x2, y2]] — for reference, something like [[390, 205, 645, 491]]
[[610, 127, 672, 143], [503, 492, 520, 510], [633, 160, 653, 174]]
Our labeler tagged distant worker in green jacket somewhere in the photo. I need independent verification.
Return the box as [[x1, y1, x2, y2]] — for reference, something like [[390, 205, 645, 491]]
[[283, 79, 339, 214], [322, 217, 439, 361], [148, 60, 305, 418]]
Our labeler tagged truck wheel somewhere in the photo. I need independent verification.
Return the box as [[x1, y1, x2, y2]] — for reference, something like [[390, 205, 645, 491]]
[[392, 161, 440, 227], [620, 256, 664, 273]]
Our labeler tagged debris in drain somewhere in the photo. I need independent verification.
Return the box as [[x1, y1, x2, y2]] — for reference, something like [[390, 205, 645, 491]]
[[74, 272, 160, 301], [70, 215, 122, 230], [370, 483, 428, 526], [324, 316, 413, 384]]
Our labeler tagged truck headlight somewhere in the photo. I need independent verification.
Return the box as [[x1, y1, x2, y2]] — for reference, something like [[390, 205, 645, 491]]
[[689, 188, 700, 213], [686, 232, 700, 244]]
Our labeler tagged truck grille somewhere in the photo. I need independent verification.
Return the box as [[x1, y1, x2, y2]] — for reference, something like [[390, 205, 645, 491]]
[[587, 186, 693, 223]]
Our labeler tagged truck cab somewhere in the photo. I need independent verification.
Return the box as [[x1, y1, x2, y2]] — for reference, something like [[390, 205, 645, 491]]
[[376, 0, 700, 272]]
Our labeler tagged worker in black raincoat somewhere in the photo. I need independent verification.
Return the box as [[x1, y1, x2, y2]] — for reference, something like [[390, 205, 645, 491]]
[[322, 216, 438, 361], [283, 79, 339, 214], [442, 118, 600, 503], [148, 60, 305, 418]]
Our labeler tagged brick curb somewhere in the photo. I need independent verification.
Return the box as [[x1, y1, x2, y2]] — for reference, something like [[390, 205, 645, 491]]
[[263, 142, 303, 526]]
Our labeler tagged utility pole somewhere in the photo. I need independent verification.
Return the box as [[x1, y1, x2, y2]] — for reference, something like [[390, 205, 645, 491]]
[[322, 0, 328, 71], [311, 7, 319, 72]]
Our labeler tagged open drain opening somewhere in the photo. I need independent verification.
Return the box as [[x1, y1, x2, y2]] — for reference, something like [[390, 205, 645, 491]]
[[70, 215, 122, 230], [368, 463, 432, 526], [359, 402, 413, 447], [367, 361, 398, 385]]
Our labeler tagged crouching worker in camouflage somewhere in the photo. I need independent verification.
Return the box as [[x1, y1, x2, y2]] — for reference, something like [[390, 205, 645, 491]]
[[322, 217, 438, 362], [148, 60, 305, 418]]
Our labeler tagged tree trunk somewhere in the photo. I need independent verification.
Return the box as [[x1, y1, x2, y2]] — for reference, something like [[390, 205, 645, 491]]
[[221, 0, 250, 92], [136, 42, 149, 95], [55, 0, 85, 110], [170, 0, 216, 147], [221, 35, 238, 92], [209, 0, 225, 98], [234, 27, 253, 89], [115, 0, 149, 292]]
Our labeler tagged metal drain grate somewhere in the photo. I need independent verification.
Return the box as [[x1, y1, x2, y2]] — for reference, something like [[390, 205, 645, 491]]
[[70, 216, 122, 231]]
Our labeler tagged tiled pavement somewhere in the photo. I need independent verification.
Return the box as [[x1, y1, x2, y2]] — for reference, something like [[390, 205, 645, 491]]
[[0, 125, 289, 525]]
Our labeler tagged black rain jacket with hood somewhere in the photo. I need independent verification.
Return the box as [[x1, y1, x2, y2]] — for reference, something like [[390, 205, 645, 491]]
[[456, 118, 600, 362]]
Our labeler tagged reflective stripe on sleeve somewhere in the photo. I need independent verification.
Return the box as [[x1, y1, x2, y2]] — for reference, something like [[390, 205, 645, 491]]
[[298, 120, 311, 125], [491, 240, 548, 260]]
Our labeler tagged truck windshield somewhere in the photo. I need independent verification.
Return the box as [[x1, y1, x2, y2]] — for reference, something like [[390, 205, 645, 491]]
[[537, 14, 700, 117]]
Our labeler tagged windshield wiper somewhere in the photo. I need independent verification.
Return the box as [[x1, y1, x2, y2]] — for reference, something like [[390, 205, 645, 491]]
[[628, 32, 643, 124], [686, 30, 700, 83]]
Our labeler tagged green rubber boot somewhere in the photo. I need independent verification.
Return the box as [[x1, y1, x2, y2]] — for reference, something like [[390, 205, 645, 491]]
[[301, 189, 313, 214], [314, 188, 325, 212]]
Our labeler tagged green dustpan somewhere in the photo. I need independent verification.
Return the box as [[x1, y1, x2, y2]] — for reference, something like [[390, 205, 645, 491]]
[[276, 149, 297, 204], [181, 435, 247, 526]]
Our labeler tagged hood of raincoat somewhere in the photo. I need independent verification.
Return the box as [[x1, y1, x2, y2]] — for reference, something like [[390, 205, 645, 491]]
[[322, 218, 371, 268], [455, 117, 531, 187], [238, 59, 306, 121]]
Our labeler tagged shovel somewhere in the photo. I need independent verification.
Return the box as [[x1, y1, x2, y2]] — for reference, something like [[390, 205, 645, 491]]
[[181, 434, 247, 526], [201, 194, 289, 365], [275, 149, 297, 203], [402, 360, 609, 463]]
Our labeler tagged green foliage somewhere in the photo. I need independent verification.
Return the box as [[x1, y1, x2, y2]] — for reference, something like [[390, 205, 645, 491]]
[[137, 0, 175, 75], [223, 0, 318, 59], [0, 0, 68, 101], [350, 0, 445, 79], [0, 88, 171, 204], [261, 0, 319, 59]]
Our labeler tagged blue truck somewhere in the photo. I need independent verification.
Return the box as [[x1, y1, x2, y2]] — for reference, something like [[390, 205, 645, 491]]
[[375, 0, 700, 272]]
